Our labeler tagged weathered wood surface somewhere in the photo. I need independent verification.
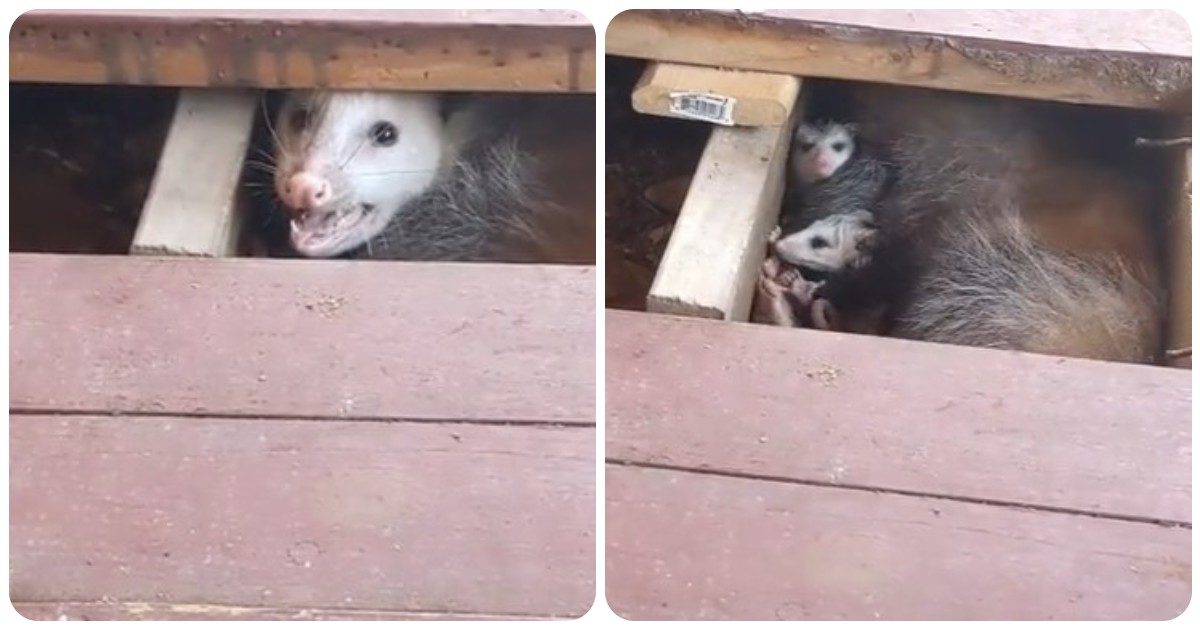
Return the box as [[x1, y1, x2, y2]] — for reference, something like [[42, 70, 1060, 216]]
[[11, 10, 595, 92], [12, 601, 542, 621], [607, 310, 1191, 523], [10, 414, 594, 618], [607, 465, 1190, 621], [606, 310, 1191, 620], [646, 100, 797, 320], [131, 88, 255, 257], [632, 62, 801, 127], [607, 10, 1190, 111], [9, 254, 595, 424]]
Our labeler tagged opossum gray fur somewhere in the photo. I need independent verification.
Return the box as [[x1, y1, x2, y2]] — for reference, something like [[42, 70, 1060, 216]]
[[781, 121, 891, 235], [359, 133, 548, 261], [880, 129, 1164, 363]]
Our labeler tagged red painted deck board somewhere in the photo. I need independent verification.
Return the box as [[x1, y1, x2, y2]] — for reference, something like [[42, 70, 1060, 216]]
[[607, 465, 1189, 621], [10, 414, 594, 617], [9, 254, 595, 424], [606, 310, 1190, 523]]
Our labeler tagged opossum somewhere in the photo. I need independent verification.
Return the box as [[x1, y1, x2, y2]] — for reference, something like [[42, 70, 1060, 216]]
[[269, 91, 592, 262], [781, 121, 891, 237], [756, 122, 890, 330], [885, 133, 1161, 360], [765, 97, 1164, 363]]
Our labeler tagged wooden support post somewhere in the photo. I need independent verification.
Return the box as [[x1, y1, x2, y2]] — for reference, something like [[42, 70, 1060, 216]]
[[131, 89, 257, 257], [646, 85, 801, 321], [1167, 146, 1191, 368], [631, 62, 801, 127]]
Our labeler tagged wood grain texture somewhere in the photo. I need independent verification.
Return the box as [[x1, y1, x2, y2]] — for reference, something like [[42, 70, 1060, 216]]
[[646, 101, 797, 320], [632, 62, 801, 126], [11, 601, 549, 621], [10, 414, 594, 617], [606, 310, 1191, 523], [131, 89, 255, 257], [607, 465, 1190, 621], [607, 10, 1190, 111], [11, 10, 595, 92], [9, 254, 595, 424]]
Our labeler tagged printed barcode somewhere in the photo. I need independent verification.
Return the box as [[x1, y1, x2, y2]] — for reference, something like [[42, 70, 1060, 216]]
[[668, 92, 736, 126]]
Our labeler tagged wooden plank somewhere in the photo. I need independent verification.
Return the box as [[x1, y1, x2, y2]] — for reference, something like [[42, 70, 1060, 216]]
[[606, 310, 1191, 523], [131, 89, 255, 257], [10, 414, 594, 617], [12, 601, 544, 621], [646, 96, 798, 320], [606, 465, 1191, 621], [607, 10, 1190, 111], [1167, 146, 1191, 368], [8, 254, 595, 424], [631, 62, 800, 127], [10, 10, 595, 92]]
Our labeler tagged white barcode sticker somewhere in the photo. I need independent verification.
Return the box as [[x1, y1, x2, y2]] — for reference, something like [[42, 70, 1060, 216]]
[[668, 92, 736, 126]]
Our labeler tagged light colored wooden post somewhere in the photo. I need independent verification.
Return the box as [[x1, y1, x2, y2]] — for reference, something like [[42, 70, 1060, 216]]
[[131, 88, 257, 257], [646, 76, 802, 321], [632, 62, 801, 127]]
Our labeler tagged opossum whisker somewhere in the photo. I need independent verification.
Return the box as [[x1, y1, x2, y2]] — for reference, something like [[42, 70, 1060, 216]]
[[260, 95, 293, 162], [338, 136, 370, 171], [344, 168, 439, 177]]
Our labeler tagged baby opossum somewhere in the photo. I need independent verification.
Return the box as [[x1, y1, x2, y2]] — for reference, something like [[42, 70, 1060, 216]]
[[781, 121, 891, 237], [269, 91, 592, 262], [756, 122, 891, 331]]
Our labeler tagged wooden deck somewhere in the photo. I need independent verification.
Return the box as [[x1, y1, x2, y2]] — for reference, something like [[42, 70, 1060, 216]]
[[9, 254, 596, 620], [11, 10, 595, 92], [606, 309, 1191, 620], [607, 9, 1190, 111]]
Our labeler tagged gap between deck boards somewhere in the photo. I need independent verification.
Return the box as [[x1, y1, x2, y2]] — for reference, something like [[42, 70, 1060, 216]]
[[605, 459, 1192, 530], [9, 408, 595, 428]]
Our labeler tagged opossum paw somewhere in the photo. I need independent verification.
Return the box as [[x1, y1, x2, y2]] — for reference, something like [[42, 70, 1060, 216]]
[[761, 255, 783, 281], [776, 266, 805, 287], [810, 298, 840, 331], [767, 225, 782, 243]]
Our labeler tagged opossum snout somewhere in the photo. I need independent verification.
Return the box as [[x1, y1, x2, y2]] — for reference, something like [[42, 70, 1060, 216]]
[[280, 172, 332, 214]]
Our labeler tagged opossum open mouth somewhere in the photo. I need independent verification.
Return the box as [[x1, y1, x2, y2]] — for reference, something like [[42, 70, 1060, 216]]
[[289, 204, 377, 257]]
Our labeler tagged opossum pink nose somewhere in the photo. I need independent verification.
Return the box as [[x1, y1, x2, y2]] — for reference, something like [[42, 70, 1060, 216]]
[[282, 172, 331, 210]]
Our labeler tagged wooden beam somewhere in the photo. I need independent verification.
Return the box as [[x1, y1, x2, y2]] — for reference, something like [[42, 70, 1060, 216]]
[[9, 254, 595, 424], [607, 465, 1190, 620], [10, 10, 595, 92], [1167, 146, 1191, 368], [130, 89, 256, 257], [646, 90, 799, 320], [607, 10, 1190, 111], [631, 62, 800, 126], [606, 309, 1191, 523], [11, 414, 594, 618]]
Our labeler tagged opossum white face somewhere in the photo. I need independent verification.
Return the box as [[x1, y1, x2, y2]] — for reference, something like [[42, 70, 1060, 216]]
[[774, 210, 878, 272], [792, 122, 855, 185], [273, 91, 445, 257]]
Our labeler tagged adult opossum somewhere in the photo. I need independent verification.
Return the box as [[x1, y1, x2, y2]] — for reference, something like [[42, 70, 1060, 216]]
[[878, 133, 1161, 362], [269, 91, 593, 262]]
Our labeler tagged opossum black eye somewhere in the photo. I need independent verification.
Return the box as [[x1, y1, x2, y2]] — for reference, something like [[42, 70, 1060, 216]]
[[798, 141, 815, 152], [810, 236, 830, 249], [831, 142, 847, 152], [288, 109, 311, 133], [369, 121, 398, 147]]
